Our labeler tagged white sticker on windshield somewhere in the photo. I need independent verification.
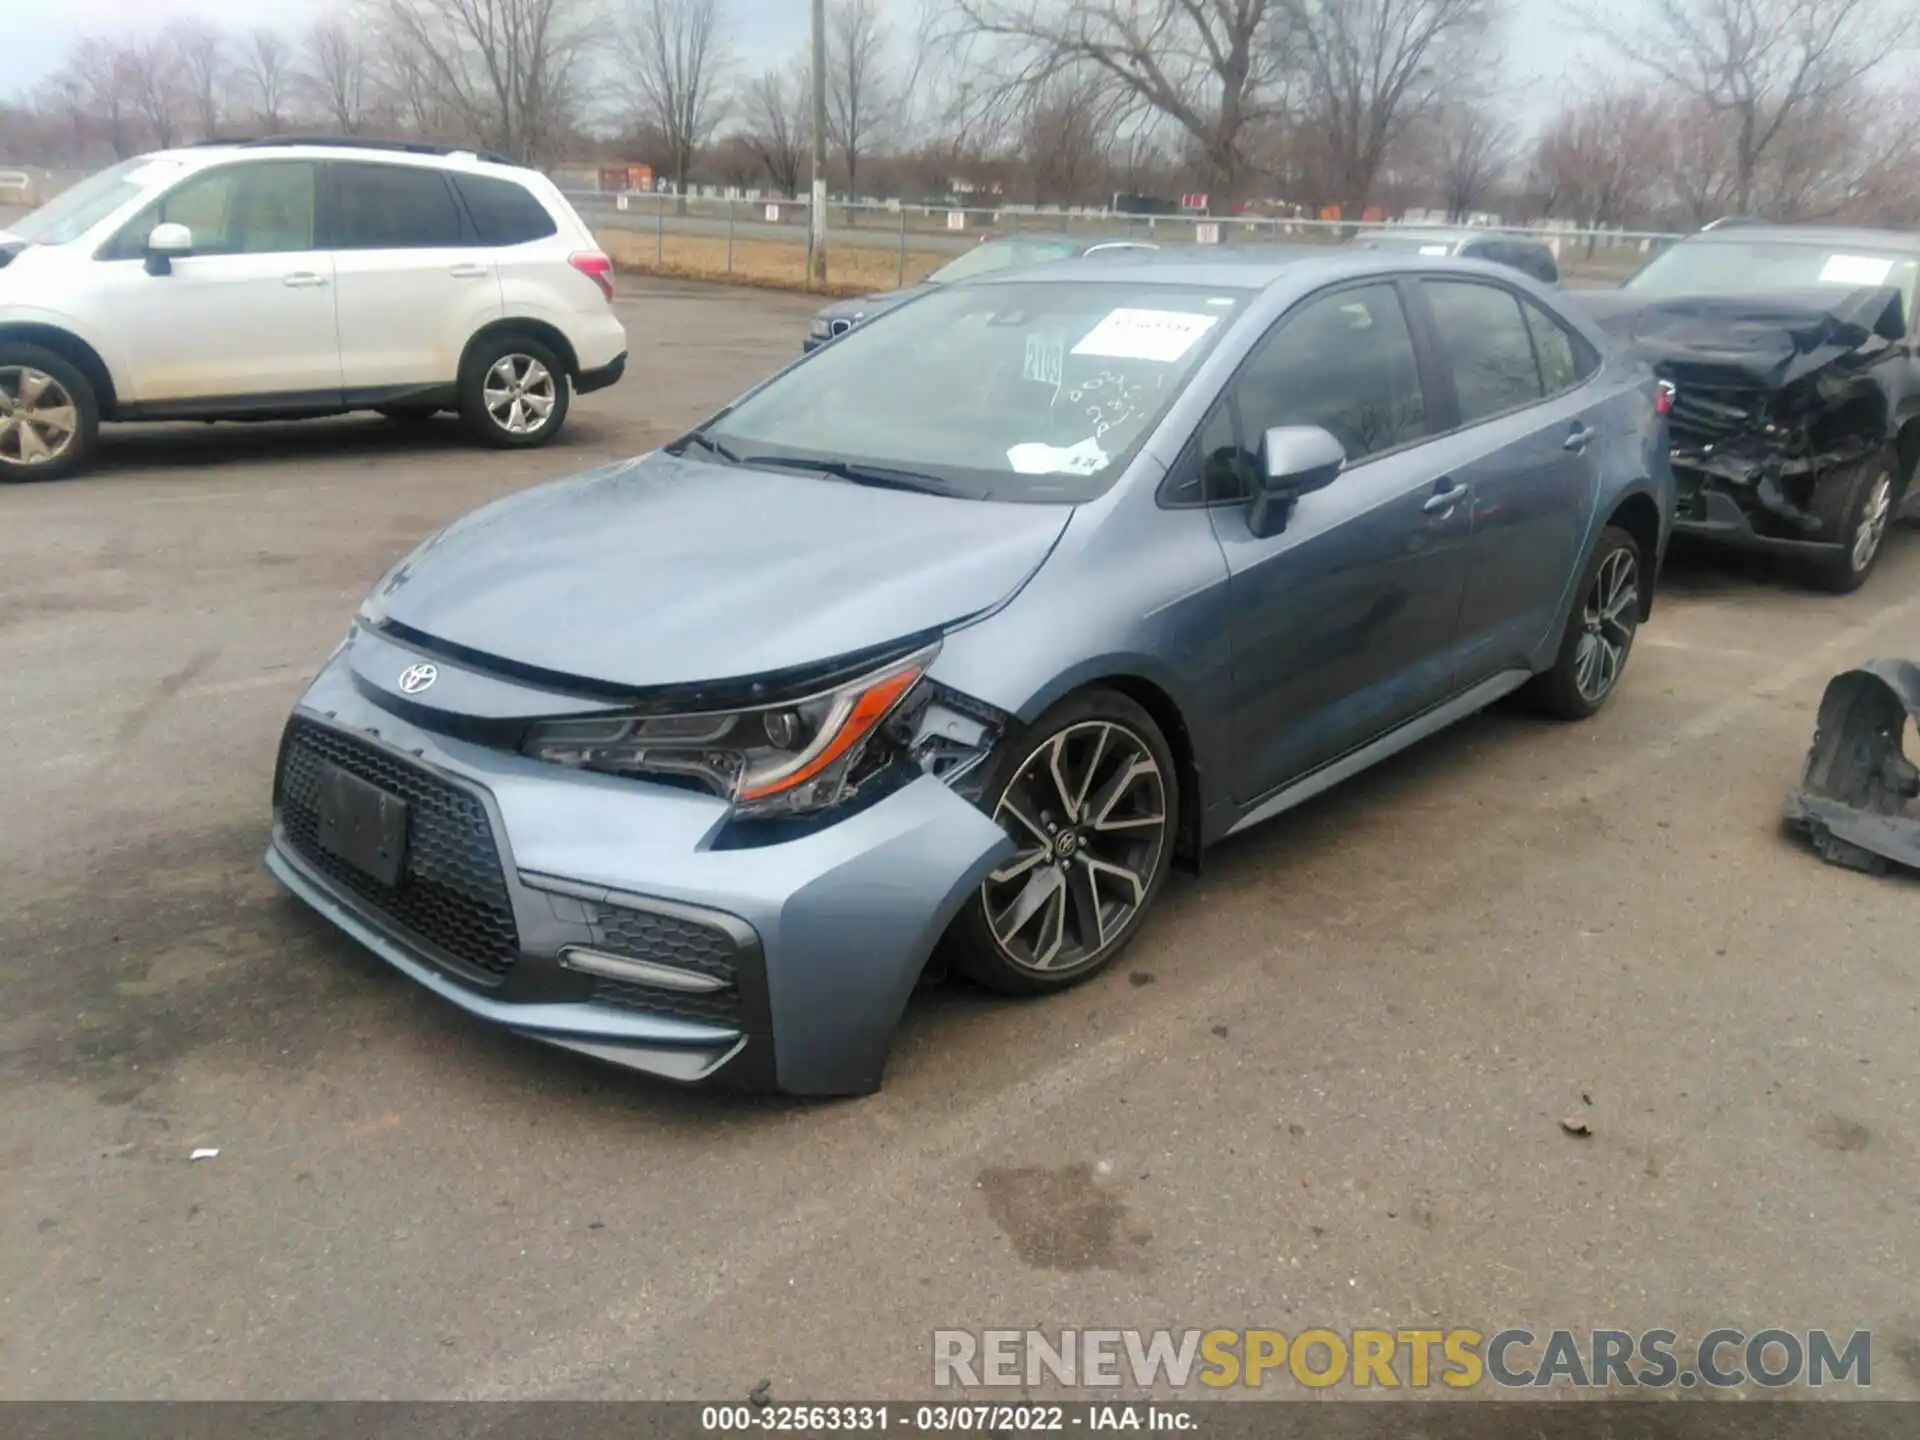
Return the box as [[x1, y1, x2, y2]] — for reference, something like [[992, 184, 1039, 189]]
[[1819, 254, 1894, 286], [1007, 438, 1110, 476], [1418, 243, 1451, 256], [1071, 308, 1219, 363]]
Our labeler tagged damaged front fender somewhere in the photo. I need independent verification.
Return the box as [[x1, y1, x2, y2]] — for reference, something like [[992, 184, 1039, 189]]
[[1785, 659, 1920, 875]]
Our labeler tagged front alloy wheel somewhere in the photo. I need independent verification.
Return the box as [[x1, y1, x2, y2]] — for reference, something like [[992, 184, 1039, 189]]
[[1850, 470, 1893, 576], [953, 692, 1178, 995], [0, 366, 80, 472]]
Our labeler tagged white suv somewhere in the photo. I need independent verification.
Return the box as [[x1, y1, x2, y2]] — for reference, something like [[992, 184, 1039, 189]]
[[0, 137, 627, 481]]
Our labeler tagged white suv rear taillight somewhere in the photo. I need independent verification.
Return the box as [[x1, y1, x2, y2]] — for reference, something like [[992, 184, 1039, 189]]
[[569, 252, 615, 303]]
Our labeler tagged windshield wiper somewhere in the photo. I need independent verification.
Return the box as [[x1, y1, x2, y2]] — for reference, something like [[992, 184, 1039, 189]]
[[736, 454, 966, 497], [669, 429, 743, 464]]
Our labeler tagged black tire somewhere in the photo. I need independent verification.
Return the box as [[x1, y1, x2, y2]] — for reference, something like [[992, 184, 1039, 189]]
[[377, 404, 441, 424], [1521, 525, 1643, 721], [1805, 447, 1898, 594], [949, 688, 1179, 996], [458, 334, 571, 449], [0, 343, 100, 483]]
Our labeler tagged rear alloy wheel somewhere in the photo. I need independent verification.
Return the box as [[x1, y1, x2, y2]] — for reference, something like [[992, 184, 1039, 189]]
[[1521, 525, 1642, 721], [0, 345, 98, 483], [459, 336, 571, 449], [1808, 449, 1897, 593], [952, 691, 1177, 995]]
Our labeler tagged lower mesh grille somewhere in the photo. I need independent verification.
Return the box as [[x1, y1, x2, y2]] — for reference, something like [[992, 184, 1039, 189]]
[[276, 719, 521, 980], [585, 900, 745, 1027]]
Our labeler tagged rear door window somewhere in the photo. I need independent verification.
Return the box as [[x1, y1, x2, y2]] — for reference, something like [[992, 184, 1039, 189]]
[[451, 174, 558, 246], [331, 163, 465, 250], [1421, 279, 1545, 424]]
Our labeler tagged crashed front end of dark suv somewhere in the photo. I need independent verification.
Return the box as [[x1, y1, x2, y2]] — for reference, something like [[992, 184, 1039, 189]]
[[1580, 285, 1913, 560]]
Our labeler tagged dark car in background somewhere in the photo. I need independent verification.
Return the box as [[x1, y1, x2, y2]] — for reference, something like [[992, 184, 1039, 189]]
[[1581, 225, 1920, 591], [1351, 227, 1561, 286], [804, 235, 1158, 350]]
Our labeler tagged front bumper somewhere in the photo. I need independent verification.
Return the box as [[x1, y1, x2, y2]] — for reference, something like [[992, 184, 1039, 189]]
[[266, 642, 1011, 1096], [1672, 468, 1839, 558]]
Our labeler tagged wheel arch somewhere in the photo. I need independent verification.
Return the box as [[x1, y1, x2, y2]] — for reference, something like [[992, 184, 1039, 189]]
[[458, 318, 582, 385], [1603, 489, 1664, 622], [1897, 416, 1920, 499], [0, 323, 119, 418], [1011, 669, 1206, 870]]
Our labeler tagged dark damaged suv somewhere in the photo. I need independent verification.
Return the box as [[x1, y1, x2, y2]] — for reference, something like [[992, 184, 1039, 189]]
[[1581, 226, 1920, 591]]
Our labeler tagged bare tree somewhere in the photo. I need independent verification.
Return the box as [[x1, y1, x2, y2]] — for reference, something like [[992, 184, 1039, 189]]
[[306, 17, 373, 135], [1431, 98, 1513, 219], [123, 36, 184, 151], [622, 0, 729, 207], [168, 22, 226, 141], [1531, 84, 1668, 237], [1292, 0, 1501, 218], [242, 29, 295, 134], [951, 0, 1295, 205], [1588, 0, 1915, 216], [60, 40, 137, 158], [826, 0, 894, 201], [743, 62, 807, 197], [1018, 69, 1132, 206], [378, 0, 595, 162]]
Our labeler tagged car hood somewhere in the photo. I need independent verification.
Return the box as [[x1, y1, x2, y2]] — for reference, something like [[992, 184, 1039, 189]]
[[367, 452, 1071, 692], [1574, 285, 1906, 390], [816, 283, 932, 324]]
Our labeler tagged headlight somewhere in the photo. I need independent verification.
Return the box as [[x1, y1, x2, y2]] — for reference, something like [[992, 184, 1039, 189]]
[[808, 316, 833, 339], [522, 644, 938, 817]]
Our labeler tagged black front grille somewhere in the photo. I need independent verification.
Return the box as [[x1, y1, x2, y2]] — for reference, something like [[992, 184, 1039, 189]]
[[585, 900, 745, 1027], [276, 719, 521, 980]]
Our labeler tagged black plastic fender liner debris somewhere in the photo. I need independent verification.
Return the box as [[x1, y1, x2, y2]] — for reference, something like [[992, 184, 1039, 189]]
[[1784, 659, 1920, 875]]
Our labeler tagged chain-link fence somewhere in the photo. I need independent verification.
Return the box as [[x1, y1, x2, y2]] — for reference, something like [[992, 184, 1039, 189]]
[[566, 191, 1683, 292]]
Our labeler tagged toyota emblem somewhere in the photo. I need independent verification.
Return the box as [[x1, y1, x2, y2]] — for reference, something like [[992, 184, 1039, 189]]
[[398, 662, 439, 695]]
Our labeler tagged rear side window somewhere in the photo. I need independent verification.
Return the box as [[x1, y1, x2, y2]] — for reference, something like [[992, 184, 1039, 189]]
[[331, 163, 464, 249], [1422, 279, 1544, 423], [1520, 296, 1595, 394], [452, 174, 558, 246]]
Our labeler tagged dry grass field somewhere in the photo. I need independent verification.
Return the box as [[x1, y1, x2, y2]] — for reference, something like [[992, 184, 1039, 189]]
[[600, 229, 950, 295]]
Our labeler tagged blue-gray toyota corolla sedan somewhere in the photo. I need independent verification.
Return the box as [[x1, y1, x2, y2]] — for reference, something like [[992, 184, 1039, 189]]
[[267, 250, 1675, 1096]]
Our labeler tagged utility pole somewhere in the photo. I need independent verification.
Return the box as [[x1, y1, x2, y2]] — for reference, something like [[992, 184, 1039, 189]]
[[808, 0, 829, 288]]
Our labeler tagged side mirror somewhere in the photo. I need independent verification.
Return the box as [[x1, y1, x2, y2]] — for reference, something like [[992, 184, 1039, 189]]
[[1250, 425, 1345, 537], [144, 222, 192, 276]]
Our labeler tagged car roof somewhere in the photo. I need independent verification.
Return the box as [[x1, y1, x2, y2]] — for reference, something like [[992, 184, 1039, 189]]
[[1357, 227, 1551, 251], [143, 136, 531, 176], [973, 245, 1487, 292], [1681, 224, 1920, 253]]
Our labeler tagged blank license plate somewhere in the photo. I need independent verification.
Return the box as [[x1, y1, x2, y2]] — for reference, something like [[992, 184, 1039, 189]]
[[315, 763, 409, 888]]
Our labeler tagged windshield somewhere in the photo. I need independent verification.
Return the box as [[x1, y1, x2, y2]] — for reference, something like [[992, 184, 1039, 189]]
[[6, 157, 176, 245], [1627, 238, 1920, 304], [929, 239, 1083, 284], [703, 281, 1249, 502]]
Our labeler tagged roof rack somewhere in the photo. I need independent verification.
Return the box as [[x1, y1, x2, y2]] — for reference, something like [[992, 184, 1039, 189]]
[[218, 135, 517, 165]]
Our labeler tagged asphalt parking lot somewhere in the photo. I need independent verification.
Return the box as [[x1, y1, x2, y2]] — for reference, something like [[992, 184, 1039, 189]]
[[3, 277, 1919, 1402]]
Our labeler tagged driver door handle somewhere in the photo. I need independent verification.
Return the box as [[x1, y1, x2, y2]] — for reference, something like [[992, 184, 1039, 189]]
[[448, 263, 490, 279], [283, 271, 329, 288], [1564, 422, 1595, 453], [1423, 479, 1469, 516]]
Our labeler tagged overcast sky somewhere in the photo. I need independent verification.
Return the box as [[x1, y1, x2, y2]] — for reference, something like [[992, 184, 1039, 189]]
[[1, 0, 1603, 132]]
